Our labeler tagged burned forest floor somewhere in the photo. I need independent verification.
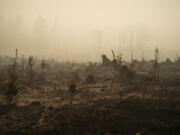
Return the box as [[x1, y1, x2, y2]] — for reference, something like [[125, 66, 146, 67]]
[[0, 62, 180, 135]]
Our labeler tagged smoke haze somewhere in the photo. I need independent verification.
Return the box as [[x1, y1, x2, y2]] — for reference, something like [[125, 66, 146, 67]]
[[0, 0, 180, 61]]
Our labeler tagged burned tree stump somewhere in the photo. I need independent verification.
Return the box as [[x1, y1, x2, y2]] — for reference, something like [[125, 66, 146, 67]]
[[102, 55, 112, 65], [118, 65, 136, 82], [86, 74, 96, 84], [68, 80, 76, 95]]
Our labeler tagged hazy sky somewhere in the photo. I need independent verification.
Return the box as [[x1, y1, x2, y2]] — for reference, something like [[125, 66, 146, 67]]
[[0, 0, 180, 61]]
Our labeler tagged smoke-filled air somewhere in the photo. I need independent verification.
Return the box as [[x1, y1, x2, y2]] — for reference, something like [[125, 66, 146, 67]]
[[1, 1, 180, 135], [0, 0, 180, 61]]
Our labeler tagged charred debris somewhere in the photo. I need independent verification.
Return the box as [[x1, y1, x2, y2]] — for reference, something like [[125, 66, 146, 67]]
[[0, 48, 180, 104]]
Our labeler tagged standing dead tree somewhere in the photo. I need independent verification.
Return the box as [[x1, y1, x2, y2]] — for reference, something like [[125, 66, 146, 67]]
[[130, 50, 134, 69], [27, 56, 34, 80], [21, 55, 26, 76], [28, 56, 34, 72], [111, 49, 136, 87], [153, 47, 160, 79], [41, 59, 51, 72], [111, 50, 118, 68], [41, 59, 45, 72], [116, 52, 123, 67], [142, 52, 145, 62]]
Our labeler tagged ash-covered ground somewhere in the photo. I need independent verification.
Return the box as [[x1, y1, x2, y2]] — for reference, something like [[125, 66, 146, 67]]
[[0, 55, 180, 135]]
